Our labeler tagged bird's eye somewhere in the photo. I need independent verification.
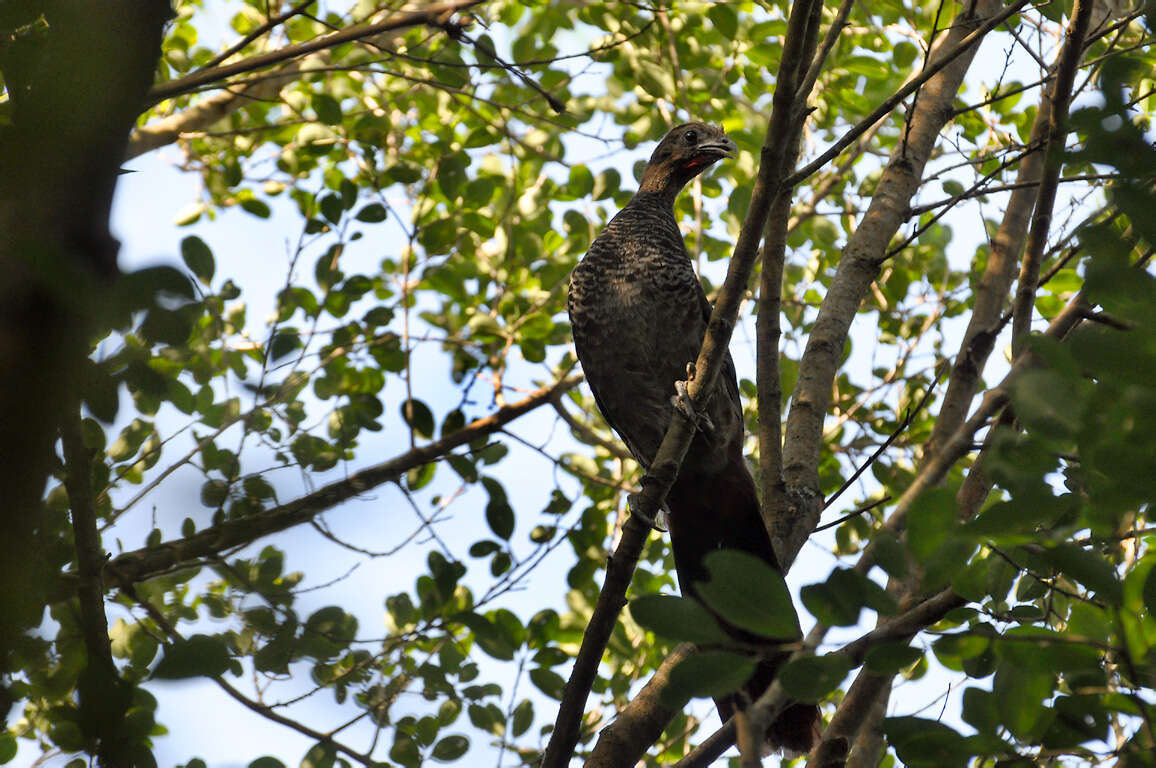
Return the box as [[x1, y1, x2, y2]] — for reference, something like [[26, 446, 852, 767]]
[[683, 130, 698, 145]]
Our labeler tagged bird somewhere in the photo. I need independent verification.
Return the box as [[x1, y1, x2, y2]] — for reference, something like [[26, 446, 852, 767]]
[[567, 122, 820, 753]]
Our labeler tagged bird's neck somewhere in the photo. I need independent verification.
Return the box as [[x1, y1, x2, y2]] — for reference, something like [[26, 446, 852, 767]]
[[637, 164, 689, 208], [631, 185, 681, 211]]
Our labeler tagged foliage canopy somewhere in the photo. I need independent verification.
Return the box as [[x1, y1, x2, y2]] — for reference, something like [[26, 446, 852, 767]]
[[2, 0, 1156, 767]]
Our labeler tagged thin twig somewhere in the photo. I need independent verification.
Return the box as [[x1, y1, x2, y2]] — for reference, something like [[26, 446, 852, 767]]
[[785, 0, 1034, 188], [121, 581, 375, 765], [148, 0, 487, 103], [200, 0, 319, 72], [51, 376, 580, 601], [813, 496, 891, 533], [1011, 0, 1095, 357], [822, 377, 940, 511]]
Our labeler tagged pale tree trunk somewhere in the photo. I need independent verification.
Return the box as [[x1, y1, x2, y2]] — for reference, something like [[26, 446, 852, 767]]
[[804, 3, 1098, 762]]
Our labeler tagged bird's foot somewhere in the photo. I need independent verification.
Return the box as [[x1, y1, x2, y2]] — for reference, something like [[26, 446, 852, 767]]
[[626, 492, 655, 528], [671, 377, 714, 433], [627, 481, 668, 531]]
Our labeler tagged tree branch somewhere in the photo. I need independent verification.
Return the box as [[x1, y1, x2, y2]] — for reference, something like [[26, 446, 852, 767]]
[[842, 680, 889, 768], [0, 0, 170, 672], [758, 188, 793, 530], [672, 587, 965, 768], [928, 1, 1095, 463], [52, 376, 578, 602], [780, 0, 1005, 556], [127, 62, 304, 159], [200, 0, 318, 72], [62, 411, 134, 765], [783, 0, 1033, 189], [122, 581, 374, 765], [758, 0, 826, 562], [551, 392, 632, 461], [147, 0, 487, 103], [1011, 0, 1095, 357], [768, 287, 1099, 767], [584, 643, 695, 768]]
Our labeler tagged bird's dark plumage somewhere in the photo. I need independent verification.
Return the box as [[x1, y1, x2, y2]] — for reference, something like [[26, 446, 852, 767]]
[[567, 123, 819, 753]]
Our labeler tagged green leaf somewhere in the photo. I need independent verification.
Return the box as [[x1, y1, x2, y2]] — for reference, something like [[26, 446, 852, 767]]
[[49, 721, 85, 752], [993, 661, 1055, 739], [801, 568, 896, 626], [872, 531, 909, 578], [529, 667, 565, 700], [933, 628, 995, 673], [778, 655, 852, 702], [431, 735, 469, 762], [300, 742, 336, 768], [437, 152, 469, 199], [661, 650, 757, 708], [510, 699, 533, 737], [109, 418, 153, 462], [696, 550, 800, 639], [355, 203, 386, 222], [482, 477, 514, 540], [884, 717, 969, 768], [248, 759, 287, 768], [0, 733, 17, 764], [457, 612, 515, 661], [962, 687, 1000, 734], [401, 398, 435, 439], [311, 93, 342, 125], [864, 643, 924, 675], [1008, 369, 1085, 441], [1143, 564, 1156, 618], [592, 168, 621, 200], [801, 581, 859, 626], [567, 165, 593, 197], [319, 194, 343, 224], [388, 163, 422, 184], [200, 479, 229, 508], [1041, 543, 1123, 604], [942, 179, 965, 196], [153, 634, 232, 679], [1044, 695, 1111, 749], [907, 487, 956, 561], [390, 733, 420, 768], [110, 618, 160, 668], [629, 594, 729, 644], [268, 331, 302, 361], [707, 4, 737, 37], [240, 196, 271, 218], [180, 235, 215, 284]]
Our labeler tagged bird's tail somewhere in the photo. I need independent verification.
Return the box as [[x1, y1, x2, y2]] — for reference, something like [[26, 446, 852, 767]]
[[714, 657, 823, 755], [667, 456, 821, 754]]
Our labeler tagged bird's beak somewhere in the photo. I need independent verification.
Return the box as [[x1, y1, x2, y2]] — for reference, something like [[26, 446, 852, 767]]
[[698, 135, 737, 160]]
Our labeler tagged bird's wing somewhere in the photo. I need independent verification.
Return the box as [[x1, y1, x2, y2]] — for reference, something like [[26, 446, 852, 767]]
[[587, 375, 654, 470]]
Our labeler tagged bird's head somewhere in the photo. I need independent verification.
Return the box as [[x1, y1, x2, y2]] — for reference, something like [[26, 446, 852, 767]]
[[639, 122, 737, 197]]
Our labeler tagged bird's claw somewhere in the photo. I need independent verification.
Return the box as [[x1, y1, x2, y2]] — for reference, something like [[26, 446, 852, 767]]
[[627, 482, 669, 531], [671, 379, 714, 433], [627, 492, 658, 529]]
